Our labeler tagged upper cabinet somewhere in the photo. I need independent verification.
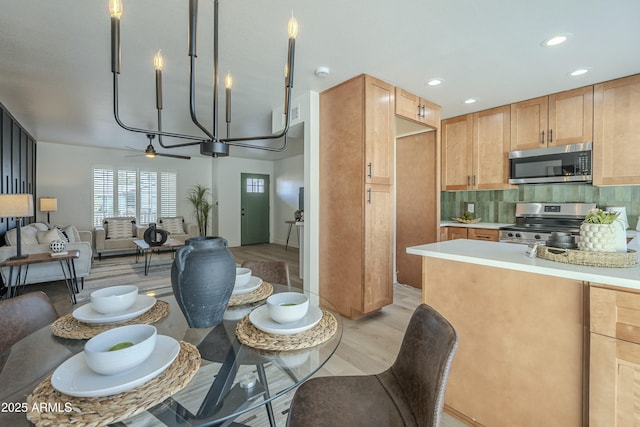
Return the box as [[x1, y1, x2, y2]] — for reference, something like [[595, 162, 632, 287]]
[[366, 79, 395, 186], [395, 88, 440, 128], [442, 105, 513, 190], [593, 74, 640, 186], [510, 86, 593, 151]]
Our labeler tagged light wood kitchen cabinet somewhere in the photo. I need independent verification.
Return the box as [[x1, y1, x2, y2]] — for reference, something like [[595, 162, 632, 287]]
[[442, 105, 513, 190], [395, 88, 440, 128], [441, 227, 499, 242], [467, 228, 499, 241], [319, 74, 394, 319], [510, 86, 593, 151], [590, 285, 640, 426], [441, 115, 472, 190], [593, 73, 640, 186]]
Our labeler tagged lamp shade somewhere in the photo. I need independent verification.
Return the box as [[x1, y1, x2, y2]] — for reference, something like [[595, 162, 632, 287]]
[[0, 194, 34, 218], [40, 197, 58, 212]]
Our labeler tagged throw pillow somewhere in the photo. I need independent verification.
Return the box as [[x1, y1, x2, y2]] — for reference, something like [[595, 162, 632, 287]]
[[161, 217, 185, 235], [37, 228, 64, 244], [105, 219, 135, 239], [5, 226, 39, 246], [64, 225, 81, 243]]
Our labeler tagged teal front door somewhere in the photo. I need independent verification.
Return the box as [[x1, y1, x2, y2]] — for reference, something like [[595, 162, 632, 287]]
[[240, 173, 270, 245]]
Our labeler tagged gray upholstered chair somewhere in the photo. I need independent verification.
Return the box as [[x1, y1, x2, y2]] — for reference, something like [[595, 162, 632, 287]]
[[241, 260, 291, 286], [286, 304, 458, 427], [0, 291, 59, 353]]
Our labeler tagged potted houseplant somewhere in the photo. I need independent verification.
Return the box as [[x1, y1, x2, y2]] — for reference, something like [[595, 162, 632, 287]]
[[186, 184, 213, 237], [578, 208, 621, 252]]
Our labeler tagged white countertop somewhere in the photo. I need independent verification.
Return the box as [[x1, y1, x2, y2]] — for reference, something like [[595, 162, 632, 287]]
[[407, 239, 640, 291], [440, 221, 512, 229]]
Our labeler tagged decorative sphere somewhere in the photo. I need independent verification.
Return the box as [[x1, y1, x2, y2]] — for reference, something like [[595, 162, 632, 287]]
[[50, 239, 67, 253]]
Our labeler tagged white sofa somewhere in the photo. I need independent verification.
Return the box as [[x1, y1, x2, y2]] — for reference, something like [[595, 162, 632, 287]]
[[158, 217, 199, 242], [0, 222, 93, 287], [94, 217, 146, 260]]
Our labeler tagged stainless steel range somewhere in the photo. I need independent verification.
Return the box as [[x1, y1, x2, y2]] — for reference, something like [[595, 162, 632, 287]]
[[499, 202, 596, 245]]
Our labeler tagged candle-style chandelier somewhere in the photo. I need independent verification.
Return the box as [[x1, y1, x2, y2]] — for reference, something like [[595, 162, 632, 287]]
[[109, 0, 298, 157]]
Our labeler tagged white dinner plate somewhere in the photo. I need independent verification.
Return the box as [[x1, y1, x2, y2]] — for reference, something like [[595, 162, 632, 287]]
[[249, 304, 323, 335], [72, 295, 156, 324], [232, 276, 263, 295], [51, 335, 180, 397]]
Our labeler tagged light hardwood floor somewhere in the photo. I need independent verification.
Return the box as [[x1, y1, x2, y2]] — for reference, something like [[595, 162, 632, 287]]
[[19, 243, 467, 426]]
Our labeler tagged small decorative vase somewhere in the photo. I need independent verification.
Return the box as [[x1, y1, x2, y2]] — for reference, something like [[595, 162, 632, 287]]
[[578, 223, 616, 252], [171, 236, 236, 328]]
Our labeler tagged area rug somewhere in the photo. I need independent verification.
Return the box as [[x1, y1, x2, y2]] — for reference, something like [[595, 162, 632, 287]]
[[76, 254, 174, 302]]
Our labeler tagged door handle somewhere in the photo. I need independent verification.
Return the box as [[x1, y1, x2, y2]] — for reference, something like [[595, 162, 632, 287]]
[[540, 130, 545, 145], [367, 162, 372, 179], [367, 188, 372, 204], [549, 129, 553, 143]]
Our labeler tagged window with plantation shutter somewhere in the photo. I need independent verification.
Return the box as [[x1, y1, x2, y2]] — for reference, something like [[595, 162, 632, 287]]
[[140, 170, 158, 224], [117, 169, 137, 217], [92, 167, 177, 227], [160, 172, 177, 218], [93, 168, 114, 226]]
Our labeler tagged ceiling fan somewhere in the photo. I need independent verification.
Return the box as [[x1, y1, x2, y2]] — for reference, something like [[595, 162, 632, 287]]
[[127, 134, 191, 160]]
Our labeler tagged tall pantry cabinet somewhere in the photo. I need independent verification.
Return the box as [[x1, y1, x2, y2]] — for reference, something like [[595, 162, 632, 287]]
[[319, 74, 395, 319]]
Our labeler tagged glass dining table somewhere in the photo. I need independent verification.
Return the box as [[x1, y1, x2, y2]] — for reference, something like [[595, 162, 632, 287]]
[[0, 284, 342, 426]]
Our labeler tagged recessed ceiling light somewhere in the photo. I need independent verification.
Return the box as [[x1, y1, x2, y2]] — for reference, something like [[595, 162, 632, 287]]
[[427, 78, 443, 86], [541, 33, 573, 47], [569, 68, 590, 77], [464, 98, 477, 104]]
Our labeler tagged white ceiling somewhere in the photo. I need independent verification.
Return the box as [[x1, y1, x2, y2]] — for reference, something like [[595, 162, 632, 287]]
[[1, 0, 639, 161]]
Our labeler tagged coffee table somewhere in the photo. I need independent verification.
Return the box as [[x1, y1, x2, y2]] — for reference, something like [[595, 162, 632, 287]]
[[133, 239, 185, 276]]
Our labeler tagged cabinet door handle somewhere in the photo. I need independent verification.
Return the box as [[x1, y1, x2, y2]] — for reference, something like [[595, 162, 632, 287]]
[[419, 105, 425, 118], [367, 162, 372, 179], [416, 105, 421, 118], [367, 188, 372, 204], [549, 129, 553, 143], [473, 175, 476, 187], [540, 130, 545, 144], [467, 176, 471, 186]]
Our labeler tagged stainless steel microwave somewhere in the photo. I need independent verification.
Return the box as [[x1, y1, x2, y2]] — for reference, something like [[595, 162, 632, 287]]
[[508, 142, 592, 184]]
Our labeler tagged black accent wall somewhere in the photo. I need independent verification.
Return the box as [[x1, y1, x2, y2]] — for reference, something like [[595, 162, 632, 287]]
[[0, 99, 37, 242]]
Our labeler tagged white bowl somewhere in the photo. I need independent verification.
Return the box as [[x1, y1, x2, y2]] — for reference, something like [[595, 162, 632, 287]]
[[84, 324, 157, 375], [235, 268, 252, 287], [91, 285, 139, 314], [266, 292, 309, 324]]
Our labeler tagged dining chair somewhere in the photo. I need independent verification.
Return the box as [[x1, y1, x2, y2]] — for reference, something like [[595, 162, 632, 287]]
[[286, 303, 458, 427], [241, 260, 291, 287], [0, 291, 60, 353]]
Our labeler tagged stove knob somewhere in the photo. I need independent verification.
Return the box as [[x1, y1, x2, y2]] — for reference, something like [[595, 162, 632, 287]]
[[507, 232, 514, 238], [515, 233, 521, 238], [534, 235, 541, 240]]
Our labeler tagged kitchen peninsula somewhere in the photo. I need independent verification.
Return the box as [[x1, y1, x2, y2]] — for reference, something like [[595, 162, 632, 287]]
[[407, 239, 640, 426]]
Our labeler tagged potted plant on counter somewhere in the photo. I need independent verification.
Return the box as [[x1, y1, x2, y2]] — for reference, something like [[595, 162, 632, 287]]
[[578, 208, 622, 252]]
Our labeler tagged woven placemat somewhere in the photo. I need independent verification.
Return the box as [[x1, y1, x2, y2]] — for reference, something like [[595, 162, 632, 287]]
[[537, 246, 637, 268], [235, 310, 337, 351], [228, 281, 273, 306], [26, 341, 201, 427], [51, 301, 170, 339]]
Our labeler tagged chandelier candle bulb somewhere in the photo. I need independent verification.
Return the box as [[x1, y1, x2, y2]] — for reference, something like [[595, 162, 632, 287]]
[[154, 50, 163, 110], [109, 0, 122, 74], [225, 72, 232, 125]]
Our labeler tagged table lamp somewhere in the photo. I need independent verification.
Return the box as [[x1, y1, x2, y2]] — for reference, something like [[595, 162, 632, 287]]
[[0, 194, 35, 259], [40, 197, 58, 223]]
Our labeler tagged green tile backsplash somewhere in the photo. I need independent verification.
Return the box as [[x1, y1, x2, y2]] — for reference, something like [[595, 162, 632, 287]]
[[441, 184, 640, 229]]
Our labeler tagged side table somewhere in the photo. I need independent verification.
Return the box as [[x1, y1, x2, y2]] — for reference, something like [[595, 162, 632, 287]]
[[133, 239, 184, 276], [0, 250, 81, 303]]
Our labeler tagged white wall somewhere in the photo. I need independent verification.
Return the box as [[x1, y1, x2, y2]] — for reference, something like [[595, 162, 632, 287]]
[[36, 142, 213, 231], [273, 154, 304, 247]]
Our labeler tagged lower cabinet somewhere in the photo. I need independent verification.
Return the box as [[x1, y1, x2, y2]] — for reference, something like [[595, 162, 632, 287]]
[[590, 285, 640, 426], [442, 226, 499, 242]]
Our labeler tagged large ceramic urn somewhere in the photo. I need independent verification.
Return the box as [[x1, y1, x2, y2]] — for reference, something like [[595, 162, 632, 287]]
[[171, 236, 236, 328]]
